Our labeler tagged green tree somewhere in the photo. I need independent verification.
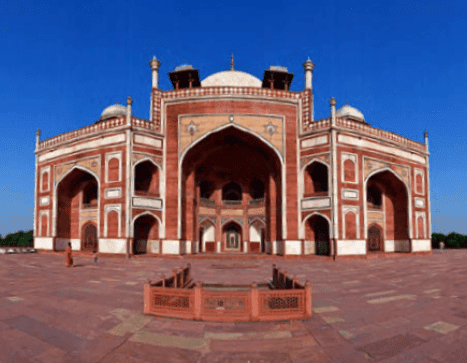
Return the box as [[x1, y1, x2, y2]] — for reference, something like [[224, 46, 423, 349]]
[[431, 233, 446, 249], [445, 232, 463, 249]]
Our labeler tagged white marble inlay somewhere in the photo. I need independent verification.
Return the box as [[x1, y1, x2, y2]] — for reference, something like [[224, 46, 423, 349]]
[[132, 197, 162, 209], [342, 189, 358, 200], [301, 135, 328, 149], [39, 196, 50, 206], [134, 134, 162, 148], [415, 197, 425, 208], [105, 188, 121, 199], [301, 197, 331, 209]]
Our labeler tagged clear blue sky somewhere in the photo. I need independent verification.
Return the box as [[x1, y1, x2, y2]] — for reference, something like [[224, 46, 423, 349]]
[[0, 0, 465, 237]]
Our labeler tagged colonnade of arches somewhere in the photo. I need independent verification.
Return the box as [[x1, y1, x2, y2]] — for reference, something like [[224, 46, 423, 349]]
[[52, 138, 411, 256]]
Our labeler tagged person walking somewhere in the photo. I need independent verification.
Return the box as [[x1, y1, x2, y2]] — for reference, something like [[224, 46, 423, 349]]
[[65, 242, 73, 267]]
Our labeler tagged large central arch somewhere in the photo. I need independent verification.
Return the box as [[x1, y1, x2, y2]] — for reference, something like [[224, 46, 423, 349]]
[[180, 126, 283, 253]]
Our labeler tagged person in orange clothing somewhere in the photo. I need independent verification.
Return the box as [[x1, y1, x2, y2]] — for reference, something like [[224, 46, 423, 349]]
[[65, 242, 73, 267]]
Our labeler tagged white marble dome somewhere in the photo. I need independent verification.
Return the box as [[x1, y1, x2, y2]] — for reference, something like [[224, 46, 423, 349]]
[[100, 103, 127, 120], [337, 104, 365, 122], [201, 70, 262, 88]]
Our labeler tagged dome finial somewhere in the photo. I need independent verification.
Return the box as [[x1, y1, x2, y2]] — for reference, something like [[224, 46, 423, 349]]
[[230, 53, 234, 71]]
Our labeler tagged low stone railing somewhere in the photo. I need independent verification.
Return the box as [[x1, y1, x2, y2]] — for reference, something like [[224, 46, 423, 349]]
[[37, 116, 159, 151], [302, 117, 426, 153], [143, 263, 312, 322], [37, 117, 127, 150], [335, 117, 426, 152]]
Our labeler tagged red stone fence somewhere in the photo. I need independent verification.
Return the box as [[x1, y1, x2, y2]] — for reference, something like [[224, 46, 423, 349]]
[[143, 263, 312, 322]]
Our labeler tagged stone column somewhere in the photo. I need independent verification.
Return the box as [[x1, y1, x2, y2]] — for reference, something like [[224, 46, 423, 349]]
[[125, 97, 133, 258], [269, 174, 277, 254], [33, 129, 40, 239], [149, 56, 161, 89], [330, 98, 338, 260], [184, 170, 195, 253], [425, 130, 432, 247], [303, 58, 314, 90]]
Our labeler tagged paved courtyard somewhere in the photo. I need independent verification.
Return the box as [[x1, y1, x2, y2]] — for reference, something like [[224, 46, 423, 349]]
[[0, 250, 466, 362]]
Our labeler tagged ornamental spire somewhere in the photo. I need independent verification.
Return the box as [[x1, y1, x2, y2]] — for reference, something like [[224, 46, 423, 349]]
[[230, 53, 234, 71]]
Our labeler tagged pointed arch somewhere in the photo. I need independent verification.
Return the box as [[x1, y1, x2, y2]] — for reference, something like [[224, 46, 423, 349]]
[[199, 217, 216, 228], [134, 158, 161, 197], [179, 123, 284, 166], [134, 156, 162, 170], [302, 212, 333, 239], [301, 157, 329, 171], [364, 167, 409, 191], [56, 165, 100, 186], [53, 165, 101, 238], [303, 160, 329, 196], [131, 211, 162, 229], [248, 217, 266, 227], [179, 124, 286, 242], [364, 167, 412, 240]]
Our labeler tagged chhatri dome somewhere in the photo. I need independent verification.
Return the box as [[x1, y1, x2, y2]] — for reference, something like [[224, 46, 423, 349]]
[[201, 70, 262, 88], [100, 102, 127, 120], [336, 104, 365, 122], [201, 53, 262, 88]]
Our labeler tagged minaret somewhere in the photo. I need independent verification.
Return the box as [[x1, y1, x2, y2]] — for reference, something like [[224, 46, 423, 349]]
[[424, 130, 429, 150], [303, 58, 315, 89], [126, 96, 133, 125], [330, 97, 336, 127], [149, 56, 161, 89], [35, 129, 41, 149]]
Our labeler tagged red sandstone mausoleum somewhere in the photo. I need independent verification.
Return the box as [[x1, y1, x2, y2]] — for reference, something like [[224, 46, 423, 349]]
[[33, 56, 432, 259]]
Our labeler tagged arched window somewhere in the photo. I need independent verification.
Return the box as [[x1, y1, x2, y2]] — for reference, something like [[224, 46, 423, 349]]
[[250, 179, 265, 199], [134, 161, 159, 196], [305, 162, 328, 196], [82, 181, 98, 208], [199, 180, 213, 199], [222, 182, 242, 201], [367, 185, 382, 209]]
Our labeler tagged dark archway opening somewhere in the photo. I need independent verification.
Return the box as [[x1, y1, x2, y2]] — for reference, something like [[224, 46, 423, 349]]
[[366, 170, 409, 250], [306, 215, 331, 256], [304, 162, 328, 197], [56, 168, 99, 250], [223, 222, 242, 251], [82, 223, 98, 252], [133, 215, 158, 255], [182, 126, 282, 248], [134, 161, 159, 197], [368, 224, 383, 252]]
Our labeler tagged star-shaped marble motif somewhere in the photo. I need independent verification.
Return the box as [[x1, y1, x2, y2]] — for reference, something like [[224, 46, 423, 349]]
[[185, 121, 198, 136], [264, 122, 277, 137]]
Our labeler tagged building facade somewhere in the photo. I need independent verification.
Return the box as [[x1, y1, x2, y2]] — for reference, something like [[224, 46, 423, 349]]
[[33, 57, 432, 259]]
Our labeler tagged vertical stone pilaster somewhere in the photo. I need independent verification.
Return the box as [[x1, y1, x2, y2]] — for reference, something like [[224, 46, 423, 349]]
[[125, 98, 132, 258], [424, 130, 432, 245], [330, 98, 338, 258], [33, 129, 40, 239]]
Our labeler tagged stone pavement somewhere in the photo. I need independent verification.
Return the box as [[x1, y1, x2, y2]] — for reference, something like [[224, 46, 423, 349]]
[[0, 250, 466, 362]]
